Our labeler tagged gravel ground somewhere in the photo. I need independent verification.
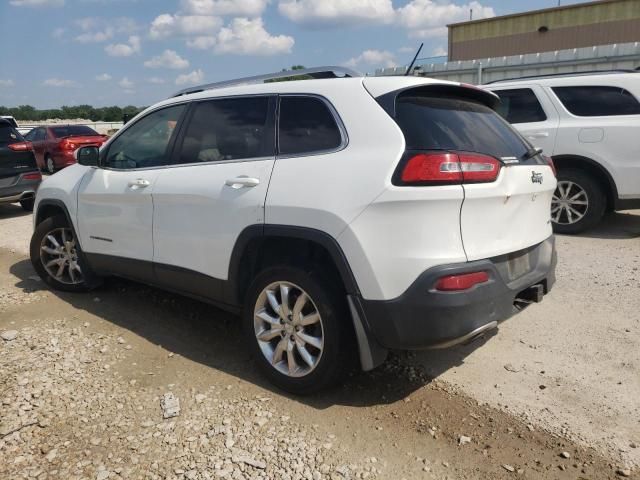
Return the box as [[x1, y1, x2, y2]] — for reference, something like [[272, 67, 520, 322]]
[[0, 203, 638, 479]]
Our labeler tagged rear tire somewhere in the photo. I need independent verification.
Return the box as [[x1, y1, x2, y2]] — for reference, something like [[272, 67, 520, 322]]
[[30, 214, 100, 292], [19, 198, 34, 211], [242, 265, 353, 395], [551, 168, 605, 234], [45, 155, 55, 174]]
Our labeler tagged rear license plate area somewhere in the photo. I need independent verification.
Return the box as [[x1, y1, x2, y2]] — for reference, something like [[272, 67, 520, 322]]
[[506, 251, 531, 281]]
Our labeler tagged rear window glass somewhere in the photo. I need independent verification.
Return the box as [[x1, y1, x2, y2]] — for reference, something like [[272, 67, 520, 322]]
[[395, 95, 529, 159], [0, 124, 23, 144], [278, 96, 343, 155], [493, 88, 547, 124], [552, 86, 640, 116], [51, 125, 99, 138]]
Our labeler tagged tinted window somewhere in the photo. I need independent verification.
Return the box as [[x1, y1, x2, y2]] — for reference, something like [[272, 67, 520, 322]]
[[552, 86, 640, 116], [494, 88, 547, 124], [23, 129, 35, 141], [177, 96, 272, 164], [51, 125, 99, 137], [395, 94, 529, 159], [278, 96, 342, 155], [0, 124, 23, 144], [105, 104, 186, 170], [35, 128, 46, 141]]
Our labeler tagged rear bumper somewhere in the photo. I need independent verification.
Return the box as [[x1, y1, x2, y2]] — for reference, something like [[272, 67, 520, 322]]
[[52, 150, 77, 167], [0, 173, 41, 204], [358, 236, 557, 350]]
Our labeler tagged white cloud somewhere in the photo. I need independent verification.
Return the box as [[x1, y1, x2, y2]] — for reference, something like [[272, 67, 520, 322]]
[[432, 46, 447, 56], [43, 78, 79, 87], [181, 0, 268, 16], [74, 17, 138, 43], [345, 49, 395, 69], [105, 35, 141, 57], [150, 14, 222, 39], [144, 50, 190, 69], [0, 79, 15, 87], [278, 0, 394, 26], [10, 0, 64, 6], [95, 73, 112, 81], [187, 36, 217, 50], [148, 77, 166, 84], [118, 77, 134, 89], [397, 0, 494, 38], [76, 29, 114, 43], [215, 17, 294, 55], [52, 27, 66, 38], [176, 69, 204, 86]]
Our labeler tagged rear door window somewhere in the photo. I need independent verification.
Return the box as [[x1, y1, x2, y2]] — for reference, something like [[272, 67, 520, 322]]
[[493, 88, 547, 124], [278, 96, 343, 155], [176, 96, 273, 164], [395, 94, 529, 159], [552, 86, 640, 116]]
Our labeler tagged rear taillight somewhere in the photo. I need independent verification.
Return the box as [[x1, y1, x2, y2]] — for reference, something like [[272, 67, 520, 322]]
[[435, 271, 489, 291], [399, 151, 501, 185], [544, 155, 556, 177], [8, 141, 33, 152], [23, 172, 42, 181], [60, 139, 77, 151]]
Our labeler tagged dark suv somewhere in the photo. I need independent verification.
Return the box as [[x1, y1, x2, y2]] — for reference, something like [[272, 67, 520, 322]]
[[0, 119, 41, 211]]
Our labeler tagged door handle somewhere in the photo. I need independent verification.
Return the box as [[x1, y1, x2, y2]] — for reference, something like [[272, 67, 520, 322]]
[[128, 178, 150, 188], [225, 176, 260, 189], [526, 132, 549, 139]]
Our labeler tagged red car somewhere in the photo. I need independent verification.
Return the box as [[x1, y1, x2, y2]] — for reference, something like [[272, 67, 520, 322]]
[[24, 125, 107, 174]]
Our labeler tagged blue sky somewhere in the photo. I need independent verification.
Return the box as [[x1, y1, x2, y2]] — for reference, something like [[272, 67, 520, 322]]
[[0, 0, 588, 108]]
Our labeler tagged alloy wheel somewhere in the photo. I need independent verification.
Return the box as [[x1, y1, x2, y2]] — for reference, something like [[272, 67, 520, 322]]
[[253, 281, 324, 378], [551, 180, 589, 225], [46, 157, 55, 174], [40, 227, 84, 285]]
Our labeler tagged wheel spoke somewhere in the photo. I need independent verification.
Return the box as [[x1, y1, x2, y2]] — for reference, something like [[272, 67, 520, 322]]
[[570, 200, 588, 206], [46, 258, 62, 268], [68, 265, 76, 283], [552, 207, 562, 222], [567, 205, 584, 219], [257, 326, 284, 342], [297, 312, 320, 327], [47, 235, 61, 249], [296, 331, 322, 350], [56, 261, 66, 278], [566, 206, 574, 223], [295, 339, 315, 368], [292, 292, 308, 317], [271, 338, 287, 366], [255, 308, 281, 326], [280, 285, 291, 318], [286, 340, 298, 375], [266, 290, 281, 317]]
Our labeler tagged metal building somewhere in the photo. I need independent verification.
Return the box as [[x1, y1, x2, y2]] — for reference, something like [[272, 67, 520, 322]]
[[448, 0, 640, 62]]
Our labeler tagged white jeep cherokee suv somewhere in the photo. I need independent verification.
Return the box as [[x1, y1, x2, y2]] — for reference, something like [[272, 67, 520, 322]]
[[30, 67, 557, 394], [485, 71, 640, 233]]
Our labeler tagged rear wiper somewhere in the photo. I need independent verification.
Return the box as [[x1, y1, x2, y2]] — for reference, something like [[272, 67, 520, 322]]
[[522, 147, 543, 160]]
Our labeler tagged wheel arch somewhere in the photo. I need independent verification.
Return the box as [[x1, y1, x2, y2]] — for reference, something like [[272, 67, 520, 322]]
[[226, 225, 361, 306], [551, 154, 618, 210], [34, 200, 77, 243]]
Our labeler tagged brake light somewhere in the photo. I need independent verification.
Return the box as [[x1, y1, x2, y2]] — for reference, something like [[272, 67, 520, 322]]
[[60, 139, 77, 151], [23, 172, 42, 181], [435, 271, 489, 291], [400, 152, 501, 185], [8, 141, 33, 152], [544, 155, 556, 177]]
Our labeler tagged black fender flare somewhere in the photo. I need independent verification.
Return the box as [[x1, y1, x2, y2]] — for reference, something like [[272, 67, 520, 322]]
[[35, 199, 74, 232]]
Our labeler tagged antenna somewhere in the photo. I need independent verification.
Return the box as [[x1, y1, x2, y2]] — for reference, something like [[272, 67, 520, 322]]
[[405, 43, 424, 76]]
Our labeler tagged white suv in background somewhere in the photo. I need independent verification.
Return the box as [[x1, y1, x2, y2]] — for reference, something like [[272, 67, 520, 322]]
[[30, 68, 557, 393], [485, 71, 640, 233]]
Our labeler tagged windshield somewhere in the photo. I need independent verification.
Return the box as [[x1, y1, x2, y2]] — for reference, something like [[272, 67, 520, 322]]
[[0, 124, 24, 145], [395, 94, 529, 159], [51, 125, 99, 138]]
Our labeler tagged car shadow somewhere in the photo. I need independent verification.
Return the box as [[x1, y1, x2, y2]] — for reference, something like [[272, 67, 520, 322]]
[[567, 210, 640, 240], [9, 258, 494, 409], [0, 204, 31, 220]]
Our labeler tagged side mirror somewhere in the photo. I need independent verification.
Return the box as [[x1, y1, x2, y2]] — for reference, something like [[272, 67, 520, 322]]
[[76, 146, 100, 167]]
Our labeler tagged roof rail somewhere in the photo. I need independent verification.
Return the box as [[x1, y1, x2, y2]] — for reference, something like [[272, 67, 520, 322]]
[[171, 66, 362, 98], [485, 69, 639, 85]]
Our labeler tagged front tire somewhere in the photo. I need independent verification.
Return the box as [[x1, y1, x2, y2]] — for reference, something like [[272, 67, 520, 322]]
[[551, 168, 606, 234], [242, 266, 353, 395], [30, 214, 98, 292]]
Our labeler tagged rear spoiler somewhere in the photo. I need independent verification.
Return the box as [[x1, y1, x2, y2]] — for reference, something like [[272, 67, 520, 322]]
[[374, 83, 500, 119]]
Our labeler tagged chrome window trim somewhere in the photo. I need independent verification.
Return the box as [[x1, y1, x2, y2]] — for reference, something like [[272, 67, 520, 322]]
[[276, 94, 349, 159]]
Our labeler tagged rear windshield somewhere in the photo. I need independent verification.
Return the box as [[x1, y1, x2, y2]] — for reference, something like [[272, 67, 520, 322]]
[[51, 125, 99, 138], [395, 95, 529, 159], [0, 124, 24, 144]]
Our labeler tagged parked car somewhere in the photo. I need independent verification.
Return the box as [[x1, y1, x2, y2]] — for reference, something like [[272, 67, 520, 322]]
[[23, 125, 107, 174], [0, 118, 41, 211], [484, 71, 640, 233], [30, 68, 557, 393]]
